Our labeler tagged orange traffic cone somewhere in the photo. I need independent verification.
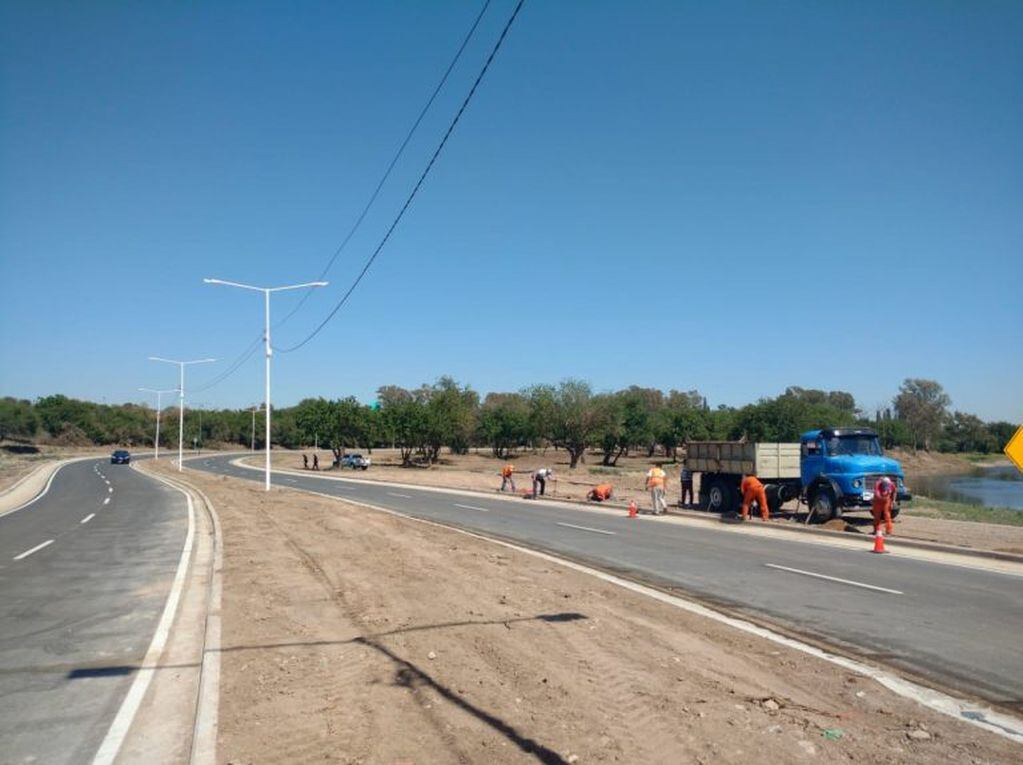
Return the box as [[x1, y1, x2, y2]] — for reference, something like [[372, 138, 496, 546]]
[[871, 528, 888, 554], [628, 500, 638, 518]]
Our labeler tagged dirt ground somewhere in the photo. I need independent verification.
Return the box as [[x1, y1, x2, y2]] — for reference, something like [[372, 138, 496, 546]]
[[153, 462, 1020, 764], [246, 449, 1023, 557]]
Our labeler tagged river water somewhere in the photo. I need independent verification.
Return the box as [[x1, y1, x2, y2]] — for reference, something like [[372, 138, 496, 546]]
[[910, 464, 1023, 511]]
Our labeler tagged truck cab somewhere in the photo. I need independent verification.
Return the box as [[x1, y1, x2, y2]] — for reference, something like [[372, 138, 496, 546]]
[[800, 428, 910, 520]]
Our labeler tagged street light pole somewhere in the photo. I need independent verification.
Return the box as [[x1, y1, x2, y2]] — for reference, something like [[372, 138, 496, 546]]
[[148, 357, 217, 470], [138, 387, 178, 460], [251, 404, 259, 452], [203, 278, 328, 491]]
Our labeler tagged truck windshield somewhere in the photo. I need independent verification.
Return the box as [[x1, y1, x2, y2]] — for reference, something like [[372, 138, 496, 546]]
[[826, 436, 882, 456]]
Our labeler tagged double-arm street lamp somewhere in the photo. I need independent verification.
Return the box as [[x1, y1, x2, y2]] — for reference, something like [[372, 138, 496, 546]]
[[203, 278, 328, 491], [147, 357, 217, 470]]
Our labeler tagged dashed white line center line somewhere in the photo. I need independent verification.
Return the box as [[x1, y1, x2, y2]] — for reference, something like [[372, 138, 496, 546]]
[[764, 563, 903, 595], [454, 503, 491, 513], [387, 492, 413, 499], [81, 513, 96, 524], [108, 487, 113, 493], [555, 522, 616, 536], [103, 497, 111, 505], [14, 540, 55, 560]]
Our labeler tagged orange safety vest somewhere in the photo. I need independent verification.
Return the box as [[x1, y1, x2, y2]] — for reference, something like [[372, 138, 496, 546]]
[[501, 465, 514, 478], [741, 475, 764, 494], [646, 468, 666, 488], [593, 483, 613, 500]]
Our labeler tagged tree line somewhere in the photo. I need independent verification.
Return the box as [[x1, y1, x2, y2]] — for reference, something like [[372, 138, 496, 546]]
[[0, 378, 1016, 462]]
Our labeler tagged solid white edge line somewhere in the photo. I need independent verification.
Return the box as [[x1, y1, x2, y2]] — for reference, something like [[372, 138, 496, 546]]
[[91, 476, 196, 765], [1, 463, 65, 518], [81, 514, 95, 525], [556, 521, 616, 536], [138, 466, 223, 765], [454, 503, 491, 512], [282, 484, 1023, 745], [13, 539, 55, 560], [765, 563, 904, 595]]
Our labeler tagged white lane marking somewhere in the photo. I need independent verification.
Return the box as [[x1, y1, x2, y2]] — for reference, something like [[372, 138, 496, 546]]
[[555, 521, 616, 536], [107, 487, 113, 494], [387, 492, 413, 499], [454, 503, 491, 513], [764, 563, 903, 595], [92, 469, 197, 765], [13, 539, 55, 560], [81, 513, 96, 524], [103, 497, 110, 505], [104, 480, 110, 485]]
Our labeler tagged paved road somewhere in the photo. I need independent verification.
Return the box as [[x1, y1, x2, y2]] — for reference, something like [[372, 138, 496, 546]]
[[195, 454, 1023, 710], [0, 457, 188, 764]]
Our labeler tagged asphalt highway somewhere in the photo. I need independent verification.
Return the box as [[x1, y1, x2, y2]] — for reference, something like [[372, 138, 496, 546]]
[[0, 457, 188, 764], [195, 454, 1023, 710]]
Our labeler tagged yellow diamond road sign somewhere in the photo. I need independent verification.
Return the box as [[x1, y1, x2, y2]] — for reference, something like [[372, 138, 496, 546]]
[[1006, 425, 1023, 475]]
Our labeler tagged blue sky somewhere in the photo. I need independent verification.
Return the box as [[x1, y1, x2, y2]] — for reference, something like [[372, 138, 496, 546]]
[[1, 1, 1020, 422]]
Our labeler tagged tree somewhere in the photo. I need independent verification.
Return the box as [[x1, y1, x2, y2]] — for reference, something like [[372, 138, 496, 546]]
[[527, 380, 599, 468], [377, 386, 428, 465], [943, 411, 995, 453], [656, 390, 709, 458], [0, 398, 38, 442], [478, 393, 531, 458], [894, 379, 950, 451]]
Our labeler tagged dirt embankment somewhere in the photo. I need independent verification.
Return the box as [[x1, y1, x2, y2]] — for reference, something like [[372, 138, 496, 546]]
[[157, 463, 1020, 764], [888, 449, 1006, 480]]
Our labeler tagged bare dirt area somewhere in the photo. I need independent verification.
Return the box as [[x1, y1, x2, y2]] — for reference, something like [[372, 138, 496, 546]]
[[154, 462, 1020, 764], [245, 450, 1023, 557]]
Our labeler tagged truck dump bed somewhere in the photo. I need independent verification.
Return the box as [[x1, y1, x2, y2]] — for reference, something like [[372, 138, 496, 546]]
[[685, 441, 801, 479]]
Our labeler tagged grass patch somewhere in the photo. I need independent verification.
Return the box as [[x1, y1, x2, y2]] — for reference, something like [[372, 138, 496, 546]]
[[958, 452, 1009, 464], [903, 495, 1023, 526], [588, 466, 623, 475]]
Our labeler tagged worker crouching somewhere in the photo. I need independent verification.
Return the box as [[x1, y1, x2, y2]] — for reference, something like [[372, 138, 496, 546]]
[[740, 474, 770, 521], [872, 476, 895, 535], [587, 483, 614, 502]]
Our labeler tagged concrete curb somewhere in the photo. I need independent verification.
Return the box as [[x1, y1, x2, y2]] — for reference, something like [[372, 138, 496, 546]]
[[0, 456, 98, 518]]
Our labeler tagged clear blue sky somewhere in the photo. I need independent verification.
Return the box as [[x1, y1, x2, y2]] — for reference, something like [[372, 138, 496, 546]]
[[1, 1, 1021, 422]]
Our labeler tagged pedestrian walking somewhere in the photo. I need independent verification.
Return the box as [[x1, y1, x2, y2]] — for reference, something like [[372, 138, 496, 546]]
[[679, 460, 694, 507], [740, 473, 770, 521], [532, 467, 554, 498], [312, 453, 319, 471], [303, 454, 309, 470], [500, 464, 516, 492], [646, 463, 668, 514]]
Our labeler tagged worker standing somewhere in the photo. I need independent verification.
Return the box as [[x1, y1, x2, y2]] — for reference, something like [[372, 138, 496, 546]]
[[740, 473, 770, 521], [646, 463, 668, 515], [872, 476, 895, 535], [532, 467, 554, 498], [679, 460, 694, 507], [500, 463, 516, 492]]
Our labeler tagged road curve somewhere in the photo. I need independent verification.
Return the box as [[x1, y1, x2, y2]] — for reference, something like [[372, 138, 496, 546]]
[[193, 453, 1023, 710], [0, 457, 188, 764]]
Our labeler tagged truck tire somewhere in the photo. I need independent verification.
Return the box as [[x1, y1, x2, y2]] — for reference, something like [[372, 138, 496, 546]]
[[704, 479, 729, 513], [809, 487, 840, 523], [891, 503, 901, 519]]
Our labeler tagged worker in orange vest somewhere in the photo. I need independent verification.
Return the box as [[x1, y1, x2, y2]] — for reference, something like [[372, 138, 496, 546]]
[[872, 476, 895, 535], [587, 483, 614, 502], [740, 474, 770, 521], [499, 464, 516, 492], [646, 464, 668, 514]]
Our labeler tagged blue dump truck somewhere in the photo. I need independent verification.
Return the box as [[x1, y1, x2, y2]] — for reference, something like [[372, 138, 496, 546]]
[[686, 427, 911, 522]]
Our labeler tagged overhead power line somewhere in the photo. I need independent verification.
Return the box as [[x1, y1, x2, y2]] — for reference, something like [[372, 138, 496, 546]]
[[188, 2, 498, 395], [276, 0, 527, 354], [274, 0, 494, 331]]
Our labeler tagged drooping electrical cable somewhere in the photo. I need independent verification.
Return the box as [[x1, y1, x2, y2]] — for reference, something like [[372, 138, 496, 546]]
[[276, 0, 526, 354], [273, 0, 493, 331]]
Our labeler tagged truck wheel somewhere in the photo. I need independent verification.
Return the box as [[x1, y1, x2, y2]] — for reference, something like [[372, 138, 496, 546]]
[[809, 488, 839, 523], [890, 504, 901, 519], [705, 479, 728, 513]]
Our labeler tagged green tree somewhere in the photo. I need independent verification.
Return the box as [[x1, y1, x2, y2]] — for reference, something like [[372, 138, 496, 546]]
[[478, 392, 531, 458], [0, 398, 38, 442], [527, 379, 599, 468], [894, 378, 950, 451]]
